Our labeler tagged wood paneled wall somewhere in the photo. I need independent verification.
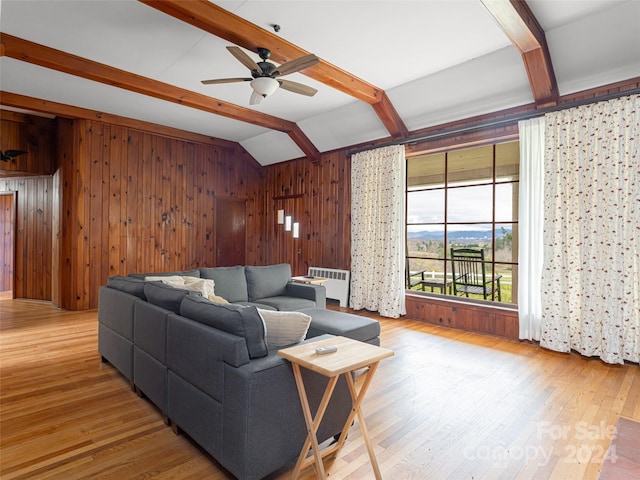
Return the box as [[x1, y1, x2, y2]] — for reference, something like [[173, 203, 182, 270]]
[[406, 294, 519, 338], [54, 118, 263, 310], [0, 111, 55, 176], [0, 177, 53, 300], [261, 150, 351, 276], [0, 112, 55, 299]]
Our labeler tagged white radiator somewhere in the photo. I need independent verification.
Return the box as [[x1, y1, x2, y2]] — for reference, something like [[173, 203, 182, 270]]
[[308, 267, 350, 307]]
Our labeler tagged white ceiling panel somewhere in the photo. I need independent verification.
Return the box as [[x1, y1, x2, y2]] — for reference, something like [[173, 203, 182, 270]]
[[543, 0, 640, 95], [528, 0, 630, 30], [241, 130, 304, 165], [389, 46, 533, 132], [214, 0, 513, 89], [0, 0, 207, 77], [0, 58, 268, 141], [299, 101, 388, 153]]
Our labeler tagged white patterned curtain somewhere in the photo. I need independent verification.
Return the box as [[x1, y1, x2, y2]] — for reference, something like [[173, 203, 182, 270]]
[[518, 117, 545, 341], [350, 145, 406, 318], [541, 95, 640, 364]]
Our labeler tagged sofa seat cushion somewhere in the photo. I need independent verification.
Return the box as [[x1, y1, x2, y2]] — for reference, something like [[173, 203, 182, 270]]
[[199, 266, 248, 303], [255, 296, 316, 312], [180, 295, 268, 359], [245, 264, 291, 301], [302, 308, 381, 343]]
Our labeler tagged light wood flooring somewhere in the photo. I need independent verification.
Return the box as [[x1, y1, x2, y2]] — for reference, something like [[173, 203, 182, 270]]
[[1, 293, 638, 479]]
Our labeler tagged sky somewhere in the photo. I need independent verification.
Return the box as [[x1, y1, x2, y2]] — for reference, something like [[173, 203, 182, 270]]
[[407, 183, 516, 232]]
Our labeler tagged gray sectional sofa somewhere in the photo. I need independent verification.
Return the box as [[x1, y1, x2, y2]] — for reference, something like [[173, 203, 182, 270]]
[[98, 263, 380, 480]]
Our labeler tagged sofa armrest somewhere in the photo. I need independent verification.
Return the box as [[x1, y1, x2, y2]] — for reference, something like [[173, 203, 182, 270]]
[[285, 282, 326, 309], [222, 335, 350, 480]]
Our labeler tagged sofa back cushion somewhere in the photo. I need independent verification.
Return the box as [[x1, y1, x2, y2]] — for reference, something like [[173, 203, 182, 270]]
[[180, 295, 268, 359], [106, 275, 147, 300], [245, 264, 291, 301], [144, 282, 195, 314], [199, 266, 248, 303]]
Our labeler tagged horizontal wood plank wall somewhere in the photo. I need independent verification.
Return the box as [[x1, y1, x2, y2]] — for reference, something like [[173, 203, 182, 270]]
[[56, 118, 263, 310], [0, 112, 55, 176], [262, 150, 351, 276], [0, 177, 53, 301]]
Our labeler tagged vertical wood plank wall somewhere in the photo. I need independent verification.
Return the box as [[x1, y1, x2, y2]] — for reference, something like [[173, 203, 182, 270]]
[[0, 177, 53, 300], [0, 113, 55, 300], [262, 151, 352, 276], [0, 111, 55, 177], [53, 118, 263, 310]]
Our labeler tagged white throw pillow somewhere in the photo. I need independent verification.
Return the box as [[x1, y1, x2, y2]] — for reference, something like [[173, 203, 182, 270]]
[[257, 309, 312, 349], [182, 276, 216, 298], [207, 294, 230, 304], [145, 275, 186, 289]]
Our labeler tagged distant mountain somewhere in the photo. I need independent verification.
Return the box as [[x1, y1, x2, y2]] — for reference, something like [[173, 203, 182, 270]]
[[408, 228, 511, 240]]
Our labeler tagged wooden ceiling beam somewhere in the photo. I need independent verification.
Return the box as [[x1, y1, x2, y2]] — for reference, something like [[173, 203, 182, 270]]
[[481, 0, 558, 108], [139, 0, 409, 139], [0, 33, 320, 162]]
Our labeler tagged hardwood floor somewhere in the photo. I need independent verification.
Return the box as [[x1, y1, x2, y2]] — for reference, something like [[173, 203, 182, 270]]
[[1, 294, 638, 479]]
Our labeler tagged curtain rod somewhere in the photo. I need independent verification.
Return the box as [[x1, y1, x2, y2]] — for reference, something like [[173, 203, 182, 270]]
[[346, 88, 640, 156]]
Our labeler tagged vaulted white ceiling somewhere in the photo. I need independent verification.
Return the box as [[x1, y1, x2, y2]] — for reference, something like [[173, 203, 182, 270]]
[[1, 0, 639, 165]]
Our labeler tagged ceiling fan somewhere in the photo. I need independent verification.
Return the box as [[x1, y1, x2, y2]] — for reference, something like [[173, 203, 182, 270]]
[[201, 46, 319, 105]]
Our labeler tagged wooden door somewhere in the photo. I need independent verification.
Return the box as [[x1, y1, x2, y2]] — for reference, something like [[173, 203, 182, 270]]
[[215, 198, 246, 266]]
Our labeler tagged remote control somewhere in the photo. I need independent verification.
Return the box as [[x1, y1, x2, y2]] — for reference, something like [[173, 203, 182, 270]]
[[315, 345, 338, 355]]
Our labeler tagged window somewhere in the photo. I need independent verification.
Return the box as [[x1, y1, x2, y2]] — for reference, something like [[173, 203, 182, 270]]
[[406, 141, 519, 304]]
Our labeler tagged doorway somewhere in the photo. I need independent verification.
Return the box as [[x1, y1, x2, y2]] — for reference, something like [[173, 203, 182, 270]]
[[215, 198, 246, 266], [0, 192, 16, 297]]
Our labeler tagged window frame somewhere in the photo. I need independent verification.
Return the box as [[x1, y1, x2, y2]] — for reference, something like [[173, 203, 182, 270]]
[[406, 142, 519, 306]]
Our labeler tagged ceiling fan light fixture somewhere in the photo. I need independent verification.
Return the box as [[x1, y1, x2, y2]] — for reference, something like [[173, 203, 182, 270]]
[[250, 77, 279, 97], [249, 90, 264, 105]]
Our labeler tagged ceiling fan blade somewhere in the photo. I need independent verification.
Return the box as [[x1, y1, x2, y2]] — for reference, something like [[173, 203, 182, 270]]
[[278, 79, 318, 97], [249, 91, 264, 105], [227, 46, 263, 73], [274, 54, 319, 77], [201, 77, 252, 85]]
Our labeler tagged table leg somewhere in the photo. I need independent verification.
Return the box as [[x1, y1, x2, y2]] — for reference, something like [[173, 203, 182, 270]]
[[290, 363, 339, 479], [334, 362, 383, 480]]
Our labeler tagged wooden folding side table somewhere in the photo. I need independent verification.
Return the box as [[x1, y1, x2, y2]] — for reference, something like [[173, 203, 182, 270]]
[[278, 336, 394, 479], [291, 276, 328, 285]]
